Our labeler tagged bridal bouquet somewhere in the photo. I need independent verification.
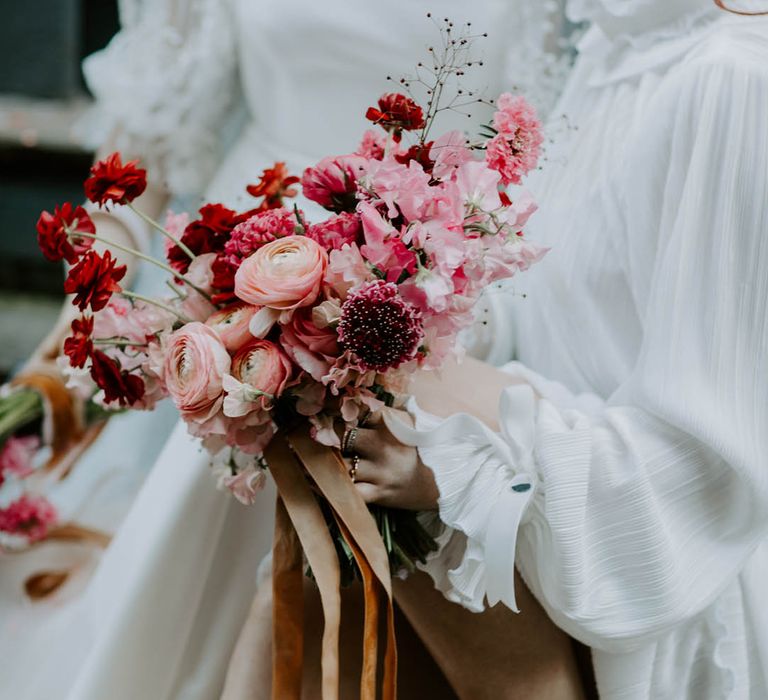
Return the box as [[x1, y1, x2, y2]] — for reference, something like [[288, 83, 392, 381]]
[[36, 26, 546, 693], [37, 86, 545, 579]]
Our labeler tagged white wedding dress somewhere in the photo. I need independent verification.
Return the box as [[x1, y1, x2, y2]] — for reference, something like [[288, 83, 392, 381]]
[[392, 1, 768, 698], [0, 2, 573, 698]]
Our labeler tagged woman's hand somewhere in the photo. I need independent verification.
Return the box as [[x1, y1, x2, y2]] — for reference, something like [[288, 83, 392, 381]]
[[346, 411, 440, 512]]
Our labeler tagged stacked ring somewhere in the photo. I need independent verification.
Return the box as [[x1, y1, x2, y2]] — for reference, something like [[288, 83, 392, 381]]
[[341, 427, 358, 456]]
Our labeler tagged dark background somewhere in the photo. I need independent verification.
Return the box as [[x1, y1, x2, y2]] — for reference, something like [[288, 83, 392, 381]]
[[0, 0, 119, 376]]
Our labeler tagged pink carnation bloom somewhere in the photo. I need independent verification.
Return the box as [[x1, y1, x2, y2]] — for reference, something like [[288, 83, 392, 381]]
[[0, 494, 57, 544], [306, 212, 361, 251], [0, 436, 40, 479], [356, 130, 387, 160], [223, 208, 298, 266], [485, 94, 543, 186]]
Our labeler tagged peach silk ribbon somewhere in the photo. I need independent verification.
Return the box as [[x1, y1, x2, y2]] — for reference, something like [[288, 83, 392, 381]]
[[264, 426, 398, 700]]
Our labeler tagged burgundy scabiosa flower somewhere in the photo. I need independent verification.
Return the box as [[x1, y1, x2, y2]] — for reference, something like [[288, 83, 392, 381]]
[[337, 280, 423, 372]]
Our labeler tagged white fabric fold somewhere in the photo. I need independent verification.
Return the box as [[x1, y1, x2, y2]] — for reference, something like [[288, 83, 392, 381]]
[[384, 390, 537, 613]]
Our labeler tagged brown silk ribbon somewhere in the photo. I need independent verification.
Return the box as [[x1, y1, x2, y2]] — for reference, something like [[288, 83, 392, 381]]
[[266, 427, 398, 700], [265, 436, 342, 700], [289, 428, 398, 700], [331, 512, 381, 700], [12, 367, 84, 470]]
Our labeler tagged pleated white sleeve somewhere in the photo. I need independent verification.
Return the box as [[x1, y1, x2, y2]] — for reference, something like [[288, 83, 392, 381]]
[[388, 54, 768, 651], [80, 0, 239, 198]]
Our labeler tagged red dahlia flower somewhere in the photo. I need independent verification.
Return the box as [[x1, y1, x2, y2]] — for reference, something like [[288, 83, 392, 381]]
[[246, 162, 300, 210], [337, 280, 423, 372], [84, 152, 147, 207], [63, 315, 94, 368], [90, 350, 146, 406], [64, 250, 127, 312], [36, 203, 95, 263], [366, 93, 426, 140]]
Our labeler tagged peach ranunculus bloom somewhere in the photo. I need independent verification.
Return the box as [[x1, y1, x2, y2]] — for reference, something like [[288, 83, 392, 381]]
[[205, 301, 260, 352], [234, 236, 328, 311], [222, 339, 293, 419], [164, 322, 231, 424]]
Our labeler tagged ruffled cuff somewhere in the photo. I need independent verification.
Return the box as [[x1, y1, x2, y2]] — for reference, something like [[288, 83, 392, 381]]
[[384, 385, 539, 612]]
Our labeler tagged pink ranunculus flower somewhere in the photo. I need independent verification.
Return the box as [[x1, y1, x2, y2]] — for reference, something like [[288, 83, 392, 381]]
[[206, 301, 260, 352], [164, 322, 231, 424], [222, 466, 267, 506], [222, 339, 293, 418], [0, 436, 40, 479], [301, 155, 368, 212], [306, 212, 362, 251], [234, 236, 328, 311], [280, 307, 340, 381]]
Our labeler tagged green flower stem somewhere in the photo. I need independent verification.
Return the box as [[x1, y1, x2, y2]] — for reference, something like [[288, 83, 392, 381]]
[[126, 203, 196, 260], [67, 229, 213, 302], [120, 291, 193, 323], [92, 338, 150, 348], [0, 390, 43, 444]]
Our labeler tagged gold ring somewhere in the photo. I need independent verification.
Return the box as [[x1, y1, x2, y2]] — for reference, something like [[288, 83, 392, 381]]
[[348, 454, 360, 482], [342, 427, 359, 456]]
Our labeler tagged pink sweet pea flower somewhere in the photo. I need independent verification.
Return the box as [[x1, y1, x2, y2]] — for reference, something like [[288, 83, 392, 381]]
[[358, 202, 417, 283], [430, 130, 473, 180]]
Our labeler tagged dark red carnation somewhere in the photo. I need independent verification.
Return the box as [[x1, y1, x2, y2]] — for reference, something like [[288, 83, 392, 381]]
[[36, 203, 95, 264], [246, 162, 300, 210], [394, 141, 435, 173], [63, 316, 94, 368], [64, 250, 126, 312], [84, 152, 147, 207], [89, 350, 145, 406], [166, 203, 244, 274], [337, 280, 423, 372], [366, 93, 426, 141]]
